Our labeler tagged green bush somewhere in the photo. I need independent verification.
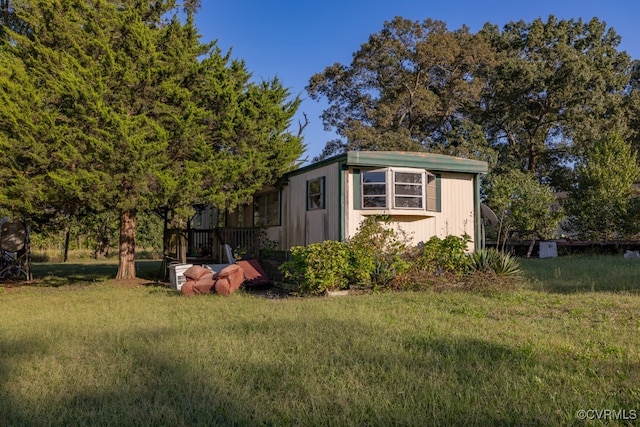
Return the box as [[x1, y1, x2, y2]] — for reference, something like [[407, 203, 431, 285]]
[[468, 248, 522, 277], [347, 216, 411, 289], [279, 240, 352, 295], [279, 218, 521, 294], [279, 216, 413, 294], [416, 234, 471, 274]]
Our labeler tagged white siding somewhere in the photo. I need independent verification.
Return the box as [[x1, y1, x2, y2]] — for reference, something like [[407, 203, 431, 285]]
[[437, 173, 476, 251], [276, 162, 341, 251], [346, 171, 476, 250]]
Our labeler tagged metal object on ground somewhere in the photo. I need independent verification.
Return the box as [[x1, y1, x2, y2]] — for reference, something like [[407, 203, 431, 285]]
[[0, 218, 32, 281]]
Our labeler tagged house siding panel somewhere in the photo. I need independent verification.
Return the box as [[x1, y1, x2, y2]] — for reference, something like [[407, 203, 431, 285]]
[[278, 162, 341, 250], [346, 171, 476, 250]]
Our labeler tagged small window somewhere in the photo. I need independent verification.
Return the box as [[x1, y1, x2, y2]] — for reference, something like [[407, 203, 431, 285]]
[[360, 168, 438, 211], [307, 177, 325, 210], [393, 171, 423, 209], [253, 191, 280, 227], [362, 170, 387, 208]]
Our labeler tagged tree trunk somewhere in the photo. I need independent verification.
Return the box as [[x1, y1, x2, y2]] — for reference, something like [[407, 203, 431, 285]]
[[115, 209, 136, 280], [63, 228, 70, 263]]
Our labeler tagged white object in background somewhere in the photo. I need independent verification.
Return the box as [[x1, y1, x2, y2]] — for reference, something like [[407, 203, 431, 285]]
[[539, 241, 558, 259], [169, 263, 193, 290]]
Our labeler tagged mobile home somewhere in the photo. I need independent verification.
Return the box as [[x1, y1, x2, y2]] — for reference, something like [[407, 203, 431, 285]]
[[249, 151, 488, 252]]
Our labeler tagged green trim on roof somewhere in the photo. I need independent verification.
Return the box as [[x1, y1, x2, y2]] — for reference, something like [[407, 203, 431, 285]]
[[284, 153, 348, 178], [346, 151, 488, 173], [285, 151, 488, 178]]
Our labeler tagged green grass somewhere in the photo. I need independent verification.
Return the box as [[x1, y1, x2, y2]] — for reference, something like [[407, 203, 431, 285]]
[[0, 256, 639, 425], [520, 254, 640, 293]]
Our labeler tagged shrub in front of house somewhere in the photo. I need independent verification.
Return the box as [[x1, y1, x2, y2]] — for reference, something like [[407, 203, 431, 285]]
[[346, 216, 412, 290], [415, 234, 472, 275], [280, 240, 352, 295], [280, 219, 522, 294], [280, 216, 413, 294], [468, 248, 522, 277]]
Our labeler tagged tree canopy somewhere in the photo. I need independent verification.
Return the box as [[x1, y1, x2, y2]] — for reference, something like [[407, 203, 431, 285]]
[[307, 17, 497, 162], [308, 16, 636, 183], [308, 14, 640, 240], [479, 16, 631, 187], [565, 132, 640, 240], [0, 0, 304, 279]]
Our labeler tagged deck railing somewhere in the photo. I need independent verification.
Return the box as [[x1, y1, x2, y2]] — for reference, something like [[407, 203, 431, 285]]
[[186, 227, 262, 261]]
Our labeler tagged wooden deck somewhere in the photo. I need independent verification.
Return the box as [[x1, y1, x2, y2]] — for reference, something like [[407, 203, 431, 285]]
[[486, 239, 640, 256]]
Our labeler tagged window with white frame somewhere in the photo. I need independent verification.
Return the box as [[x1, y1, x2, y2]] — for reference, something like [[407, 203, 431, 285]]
[[253, 191, 280, 227], [307, 177, 325, 210], [361, 168, 437, 211], [362, 170, 387, 208]]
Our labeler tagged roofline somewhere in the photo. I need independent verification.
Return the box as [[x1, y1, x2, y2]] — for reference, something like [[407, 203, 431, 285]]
[[286, 151, 488, 177]]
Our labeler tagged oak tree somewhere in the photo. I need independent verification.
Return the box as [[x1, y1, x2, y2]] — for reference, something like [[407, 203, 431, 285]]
[[565, 132, 640, 240], [307, 17, 497, 161], [478, 16, 632, 187]]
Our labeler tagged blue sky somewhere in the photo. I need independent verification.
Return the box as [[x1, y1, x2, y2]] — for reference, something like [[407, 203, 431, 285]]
[[194, 0, 639, 162]]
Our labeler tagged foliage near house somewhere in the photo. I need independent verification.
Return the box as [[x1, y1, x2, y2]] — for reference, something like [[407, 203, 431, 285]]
[[0, 1, 303, 279], [565, 132, 640, 240], [280, 240, 352, 294], [307, 17, 497, 162], [484, 170, 562, 246], [281, 216, 520, 295], [308, 15, 634, 193], [308, 15, 640, 242]]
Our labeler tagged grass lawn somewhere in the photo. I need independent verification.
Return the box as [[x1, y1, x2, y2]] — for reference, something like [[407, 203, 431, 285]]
[[0, 256, 639, 425]]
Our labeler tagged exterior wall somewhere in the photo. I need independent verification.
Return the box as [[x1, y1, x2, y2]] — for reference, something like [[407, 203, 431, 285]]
[[255, 151, 486, 253], [277, 162, 341, 250], [253, 162, 342, 251], [345, 170, 476, 250], [437, 173, 477, 248]]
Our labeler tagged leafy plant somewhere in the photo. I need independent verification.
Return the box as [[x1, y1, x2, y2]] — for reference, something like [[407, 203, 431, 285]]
[[346, 216, 412, 289], [565, 132, 640, 240], [469, 249, 522, 277], [484, 170, 562, 250], [279, 216, 413, 293], [416, 234, 472, 274], [279, 241, 352, 294]]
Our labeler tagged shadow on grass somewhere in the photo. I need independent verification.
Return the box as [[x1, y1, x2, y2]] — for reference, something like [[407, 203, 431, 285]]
[[1, 316, 637, 426], [0, 327, 249, 426], [21, 260, 164, 287]]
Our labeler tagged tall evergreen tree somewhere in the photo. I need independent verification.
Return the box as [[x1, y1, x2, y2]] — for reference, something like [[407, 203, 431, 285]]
[[0, 0, 304, 279]]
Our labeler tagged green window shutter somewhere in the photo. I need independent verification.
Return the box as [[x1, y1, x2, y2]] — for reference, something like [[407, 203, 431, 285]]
[[435, 174, 441, 212], [305, 180, 309, 211], [353, 169, 361, 209]]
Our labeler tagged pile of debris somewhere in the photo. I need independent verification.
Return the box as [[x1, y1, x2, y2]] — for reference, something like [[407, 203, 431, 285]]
[[172, 259, 271, 296]]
